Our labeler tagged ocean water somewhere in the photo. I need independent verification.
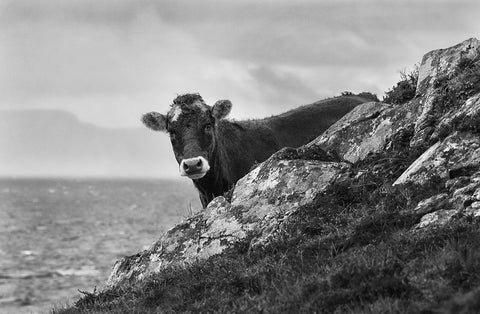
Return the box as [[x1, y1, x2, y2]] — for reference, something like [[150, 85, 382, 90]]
[[0, 178, 200, 314]]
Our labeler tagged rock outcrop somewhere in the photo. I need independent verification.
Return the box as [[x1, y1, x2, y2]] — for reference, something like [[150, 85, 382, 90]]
[[107, 157, 351, 286], [106, 38, 480, 288]]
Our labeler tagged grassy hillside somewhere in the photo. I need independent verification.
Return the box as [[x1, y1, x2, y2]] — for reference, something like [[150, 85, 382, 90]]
[[52, 140, 480, 313]]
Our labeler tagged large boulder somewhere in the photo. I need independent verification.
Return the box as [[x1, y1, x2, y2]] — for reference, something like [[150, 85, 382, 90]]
[[394, 129, 480, 186], [416, 37, 480, 97], [412, 37, 480, 146], [304, 100, 418, 163], [307, 38, 480, 163], [107, 156, 350, 287]]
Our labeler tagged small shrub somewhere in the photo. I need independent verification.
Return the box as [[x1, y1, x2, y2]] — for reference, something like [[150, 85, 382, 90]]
[[383, 65, 419, 105]]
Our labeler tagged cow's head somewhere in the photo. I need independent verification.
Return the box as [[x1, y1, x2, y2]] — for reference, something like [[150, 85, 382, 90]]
[[142, 93, 232, 180]]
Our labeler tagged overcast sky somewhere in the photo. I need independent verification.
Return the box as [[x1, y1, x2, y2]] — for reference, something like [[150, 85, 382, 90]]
[[1, 0, 479, 128]]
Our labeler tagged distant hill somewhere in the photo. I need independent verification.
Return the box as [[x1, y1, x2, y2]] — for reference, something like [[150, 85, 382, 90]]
[[0, 109, 178, 178]]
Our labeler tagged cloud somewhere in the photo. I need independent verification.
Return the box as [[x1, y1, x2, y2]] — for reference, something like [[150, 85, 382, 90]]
[[0, 0, 142, 26], [151, 0, 480, 67], [248, 65, 321, 108], [1, 1, 213, 126], [1, 4, 196, 98], [1, 0, 479, 128]]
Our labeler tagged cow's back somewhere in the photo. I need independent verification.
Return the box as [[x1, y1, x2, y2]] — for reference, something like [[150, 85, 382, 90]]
[[214, 120, 280, 185], [263, 95, 370, 148]]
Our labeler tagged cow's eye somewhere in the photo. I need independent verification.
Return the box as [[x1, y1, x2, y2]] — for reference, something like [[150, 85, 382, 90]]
[[204, 124, 212, 132]]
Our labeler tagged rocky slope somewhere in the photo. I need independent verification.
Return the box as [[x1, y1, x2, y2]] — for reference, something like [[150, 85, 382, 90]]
[[104, 38, 480, 289], [55, 38, 480, 313]]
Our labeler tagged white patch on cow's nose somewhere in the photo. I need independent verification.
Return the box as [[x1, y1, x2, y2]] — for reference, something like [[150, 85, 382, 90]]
[[179, 156, 210, 179], [170, 106, 182, 122]]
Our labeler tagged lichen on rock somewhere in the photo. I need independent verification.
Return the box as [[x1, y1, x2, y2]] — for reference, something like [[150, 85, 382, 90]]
[[412, 38, 480, 146], [107, 155, 350, 287], [394, 132, 480, 186]]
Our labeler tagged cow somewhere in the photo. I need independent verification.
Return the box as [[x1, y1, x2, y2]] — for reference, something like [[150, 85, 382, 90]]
[[142, 93, 374, 208]]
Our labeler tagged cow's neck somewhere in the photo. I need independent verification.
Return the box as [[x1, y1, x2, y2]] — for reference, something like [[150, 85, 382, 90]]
[[194, 121, 242, 204], [192, 158, 229, 207]]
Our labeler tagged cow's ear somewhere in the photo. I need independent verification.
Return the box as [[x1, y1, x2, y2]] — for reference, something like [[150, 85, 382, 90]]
[[212, 100, 232, 120], [142, 112, 167, 132]]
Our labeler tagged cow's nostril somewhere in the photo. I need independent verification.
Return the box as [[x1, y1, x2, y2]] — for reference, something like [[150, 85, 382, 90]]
[[196, 160, 202, 168], [183, 163, 189, 170]]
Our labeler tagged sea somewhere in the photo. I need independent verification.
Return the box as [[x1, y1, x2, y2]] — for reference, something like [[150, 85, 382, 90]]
[[0, 178, 200, 314]]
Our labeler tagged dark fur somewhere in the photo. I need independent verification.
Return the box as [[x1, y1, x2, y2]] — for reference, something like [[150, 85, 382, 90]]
[[193, 119, 279, 206], [144, 94, 372, 207]]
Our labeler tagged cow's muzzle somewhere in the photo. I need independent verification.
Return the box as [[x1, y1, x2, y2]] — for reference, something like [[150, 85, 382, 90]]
[[179, 156, 210, 179]]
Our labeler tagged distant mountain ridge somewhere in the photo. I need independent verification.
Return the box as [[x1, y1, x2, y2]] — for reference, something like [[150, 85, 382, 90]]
[[0, 109, 178, 177]]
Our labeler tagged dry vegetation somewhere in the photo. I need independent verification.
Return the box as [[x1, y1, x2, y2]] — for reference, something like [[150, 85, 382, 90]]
[[383, 65, 419, 105]]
